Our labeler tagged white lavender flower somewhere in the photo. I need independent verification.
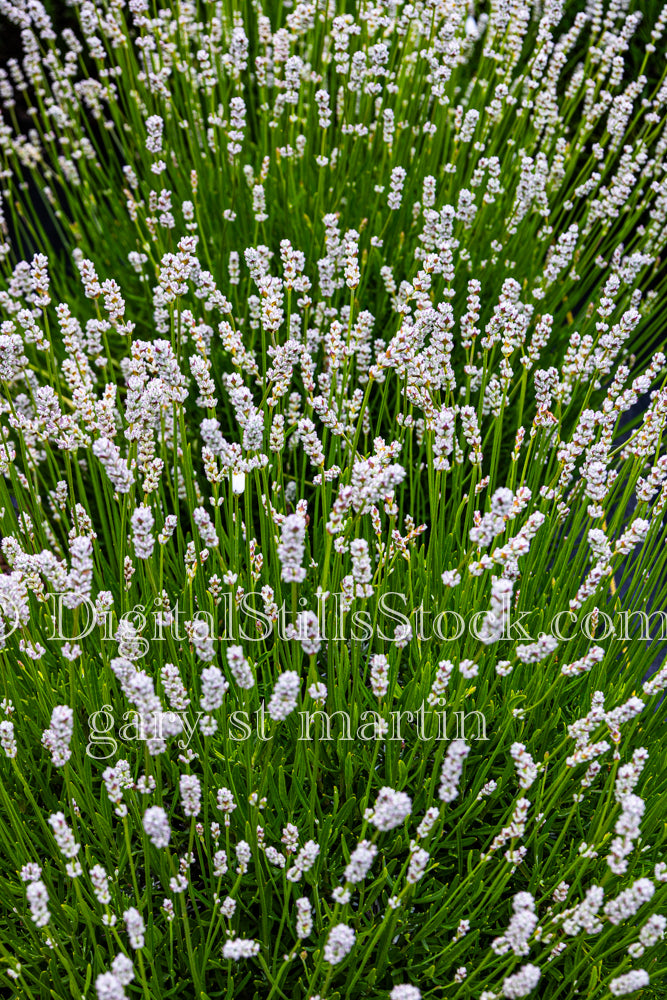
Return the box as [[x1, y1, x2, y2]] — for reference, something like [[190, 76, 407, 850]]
[[180, 774, 202, 818], [287, 840, 320, 882], [213, 850, 228, 877], [200, 666, 229, 712], [416, 807, 440, 839], [110, 954, 134, 987], [388, 166, 406, 210], [66, 536, 94, 608], [350, 538, 373, 597], [131, 505, 155, 559], [236, 840, 252, 874], [26, 880, 50, 927], [277, 513, 307, 583], [92, 438, 135, 493], [145, 115, 164, 154], [562, 885, 605, 936], [48, 812, 80, 860], [226, 645, 255, 689], [281, 824, 299, 853], [407, 848, 429, 884], [439, 740, 470, 803], [222, 938, 260, 960], [41, 705, 74, 767], [0, 719, 16, 758], [344, 840, 377, 884], [639, 913, 667, 948], [604, 879, 655, 925], [502, 963, 541, 998], [323, 923, 355, 965], [216, 787, 236, 822], [308, 682, 327, 703], [102, 759, 133, 817], [95, 972, 127, 1000], [296, 897, 313, 939], [390, 987, 421, 1000], [510, 743, 539, 790], [608, 793, 645, 875], [162, 662, 190, 710], [193, 506, 219, 547], [123, 907, 145, 950], [90, 864, 111, 905], [609, 969, 650, 996], [370, 654, 389, 698], [20, 862, 42, 882], [143, 806, 171, 848], [369, 787, 412, 832], [493, 893, 538, 957], [268, 671, 300, 721]]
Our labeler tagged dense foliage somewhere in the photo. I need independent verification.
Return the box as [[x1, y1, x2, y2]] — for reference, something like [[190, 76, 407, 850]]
[[1, 1, 667, 998]]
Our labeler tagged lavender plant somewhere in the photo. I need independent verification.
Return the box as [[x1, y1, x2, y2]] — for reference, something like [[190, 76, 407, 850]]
[[1, 1, 667, 998]]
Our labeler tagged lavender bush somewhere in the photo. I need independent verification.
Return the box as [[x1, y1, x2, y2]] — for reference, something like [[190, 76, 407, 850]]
[[1, 1, 667, 998]]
